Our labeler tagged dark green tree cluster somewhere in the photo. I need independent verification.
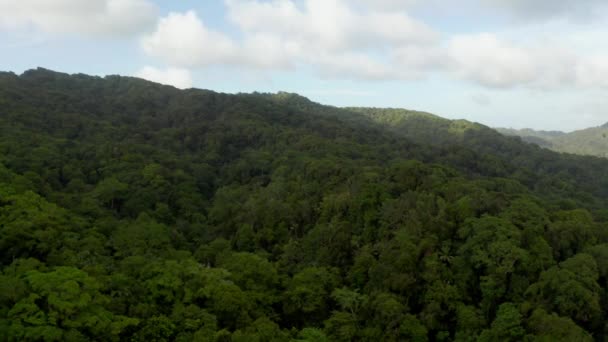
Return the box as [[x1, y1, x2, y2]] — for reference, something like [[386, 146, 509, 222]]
[[1, 68, 608, 341]]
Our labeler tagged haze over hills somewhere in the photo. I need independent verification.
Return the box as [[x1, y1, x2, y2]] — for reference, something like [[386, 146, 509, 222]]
[[497, 124, 608, 158], [2, 68, 608, 341]]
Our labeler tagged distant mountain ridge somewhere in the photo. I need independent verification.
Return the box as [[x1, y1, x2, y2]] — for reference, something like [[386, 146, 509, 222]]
[[497, 123, 608, 158]]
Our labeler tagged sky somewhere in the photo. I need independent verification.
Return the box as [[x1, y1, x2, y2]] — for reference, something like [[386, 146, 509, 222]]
[[1, 1, 608, 131]]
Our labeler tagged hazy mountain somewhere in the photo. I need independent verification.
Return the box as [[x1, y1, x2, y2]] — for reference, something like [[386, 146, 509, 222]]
[[497, 123, 608, 158]]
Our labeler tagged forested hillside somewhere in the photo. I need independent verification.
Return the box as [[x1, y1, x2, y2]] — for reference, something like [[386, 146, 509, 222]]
[[497, 124, 608, 158], [1, 68, 608, 341]]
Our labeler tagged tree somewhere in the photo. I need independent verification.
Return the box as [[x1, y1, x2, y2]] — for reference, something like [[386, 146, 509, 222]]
[[216, 252, 280, 316], [92, 177, 128, 211], [283, 267, 339, 326], [547, 209, 597, 261], [110, 213, 171, 258], [399, 314, 428, 342], [0, 189, 80, 265], [3, 267, 138, 341], [525, 253, 601, 326], [457, 216, 528, 317], [478, 303, 525, 342], [323, 288, 369, 341], [3, 68, 608, 340], [525, 309, 592, 342], [231, 317, 288, 342]]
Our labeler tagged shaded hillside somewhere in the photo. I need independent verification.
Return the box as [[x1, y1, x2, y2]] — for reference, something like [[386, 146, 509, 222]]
[[497, 124, 608, 158], [350, 107, 608, 207], [1, 68, 608, 341]]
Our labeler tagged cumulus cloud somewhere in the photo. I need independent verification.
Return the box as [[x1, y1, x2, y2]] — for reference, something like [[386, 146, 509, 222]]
[[141, 10, 296, 70], [142, 11, 237, 67], [446, 32, 608, 89], [0, 0, 157, 36], [225, 0, 438, 50], [447, 33, 538, 88], [135, 66, 193, 89], [138, 0, 608, 90], [142, 1, 438, 80], [392, 45, 448, 71], [312, 52, 395, 80]]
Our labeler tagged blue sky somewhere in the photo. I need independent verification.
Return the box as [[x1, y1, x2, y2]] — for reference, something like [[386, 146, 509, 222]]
[[1, 0, 608, 131]]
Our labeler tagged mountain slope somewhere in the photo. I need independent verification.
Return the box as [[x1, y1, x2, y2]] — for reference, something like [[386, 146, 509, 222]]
[[497, 124, 608, 158], [1, 68, 608, 341], [350, 107, 608, 206]]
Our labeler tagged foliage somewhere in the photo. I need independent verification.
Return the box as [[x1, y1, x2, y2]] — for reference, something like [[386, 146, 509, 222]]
[[1, 68, 608, 340]]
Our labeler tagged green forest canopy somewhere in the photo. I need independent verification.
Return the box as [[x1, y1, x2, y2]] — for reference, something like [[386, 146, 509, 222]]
[[1, 68, 608, 341]]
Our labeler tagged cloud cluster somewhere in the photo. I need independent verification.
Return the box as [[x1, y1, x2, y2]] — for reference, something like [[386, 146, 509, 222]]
[[141, 0, 439, 81], [447, 34, 538, 88], [0, 0, 157, 36], [448, 33, 608, 89], [4, 0, 606, 91], [137, 0, 608, 90], [224, 0, 437, 50], [142, 11, 238, 68]]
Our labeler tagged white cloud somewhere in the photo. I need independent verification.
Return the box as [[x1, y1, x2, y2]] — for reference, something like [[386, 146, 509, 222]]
[[135, 66, 193, 89], [239, 33, 297, 69], [225, 0, 437, 51], [0, 0, 157, 36], [141, 1, 438, 80], [141, 10, 296, 70], [446, 32, 608, 89], [352, 0, 420, 11], [365, 12, 438, 46], [312, 52, 396, 80], [447, 33, 538, 88], [138, 1, 608, 90], [142, 11, 237, 68], [392, 45, 448, 71]]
